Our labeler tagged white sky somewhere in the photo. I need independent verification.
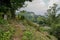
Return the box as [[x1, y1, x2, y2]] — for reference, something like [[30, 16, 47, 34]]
[[19, 0, 60, 15]]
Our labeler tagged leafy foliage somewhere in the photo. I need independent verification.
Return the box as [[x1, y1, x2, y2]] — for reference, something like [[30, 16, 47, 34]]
[[0, 19, 15, 40], [22, 24, 57, 40], [0, 18, 8, 24], [42, 4, 60, 40], [0, 0, 32, 18], [22, 31, 33, 40]]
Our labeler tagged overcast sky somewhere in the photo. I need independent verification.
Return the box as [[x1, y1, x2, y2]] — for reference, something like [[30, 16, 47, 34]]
[[19, 0, 60, 15]]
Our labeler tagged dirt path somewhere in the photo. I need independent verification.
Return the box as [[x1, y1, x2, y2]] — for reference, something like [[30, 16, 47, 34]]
[[9, 21, 25, 40]]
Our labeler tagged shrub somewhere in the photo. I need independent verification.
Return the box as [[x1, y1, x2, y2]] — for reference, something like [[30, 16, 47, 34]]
[[39, 27, 51, 32], [0, 19, 15, 40], [22, 31, 33, 40], [0, 25, 15, 40], [50, 24, 60, 40], [0, 18, 8, 25]]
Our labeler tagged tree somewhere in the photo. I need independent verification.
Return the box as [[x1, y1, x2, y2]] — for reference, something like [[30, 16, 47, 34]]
[[44, 4, 60, 26], [44, 4, 60, 40], [0, 0, 32, 19]]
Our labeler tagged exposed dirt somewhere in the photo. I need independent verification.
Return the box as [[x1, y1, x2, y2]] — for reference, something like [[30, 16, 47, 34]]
[[9, 20, 25, 40]]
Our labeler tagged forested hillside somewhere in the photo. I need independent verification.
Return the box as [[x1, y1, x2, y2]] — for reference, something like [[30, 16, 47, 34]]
[[0, 0, 60, 40]]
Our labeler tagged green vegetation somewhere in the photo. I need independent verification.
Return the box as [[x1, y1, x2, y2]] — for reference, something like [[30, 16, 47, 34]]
[[17, 4, 60, 40], [0, 0, 60, 40], [21, 24, 57, 40], [0, 18, 15, 40], [22, 31, 32, 40], [0, 0, 32, 18]]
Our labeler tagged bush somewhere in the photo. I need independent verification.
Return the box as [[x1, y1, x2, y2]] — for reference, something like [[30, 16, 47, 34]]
[[50, 24, 60, 40], [0, 19, 15, 40], [0, 25, 15, 40], [22, 31, 33, 40], [0, 18, 8, 25], [39, 27, 51, 32]]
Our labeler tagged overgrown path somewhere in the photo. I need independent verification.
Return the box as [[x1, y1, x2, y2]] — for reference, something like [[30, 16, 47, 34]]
[[9, 20, 25, 40], [8, 20, 57, 40]]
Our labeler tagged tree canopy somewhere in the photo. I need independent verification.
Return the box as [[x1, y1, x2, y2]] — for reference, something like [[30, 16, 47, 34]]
[[0, 0, 32, 18]]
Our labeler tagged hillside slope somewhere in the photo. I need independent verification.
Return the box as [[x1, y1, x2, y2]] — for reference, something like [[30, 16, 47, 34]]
[[9, 20, 57, 40]]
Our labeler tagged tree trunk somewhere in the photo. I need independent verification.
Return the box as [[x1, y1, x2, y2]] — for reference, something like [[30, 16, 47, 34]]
[[10, 9, 15, 19]]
